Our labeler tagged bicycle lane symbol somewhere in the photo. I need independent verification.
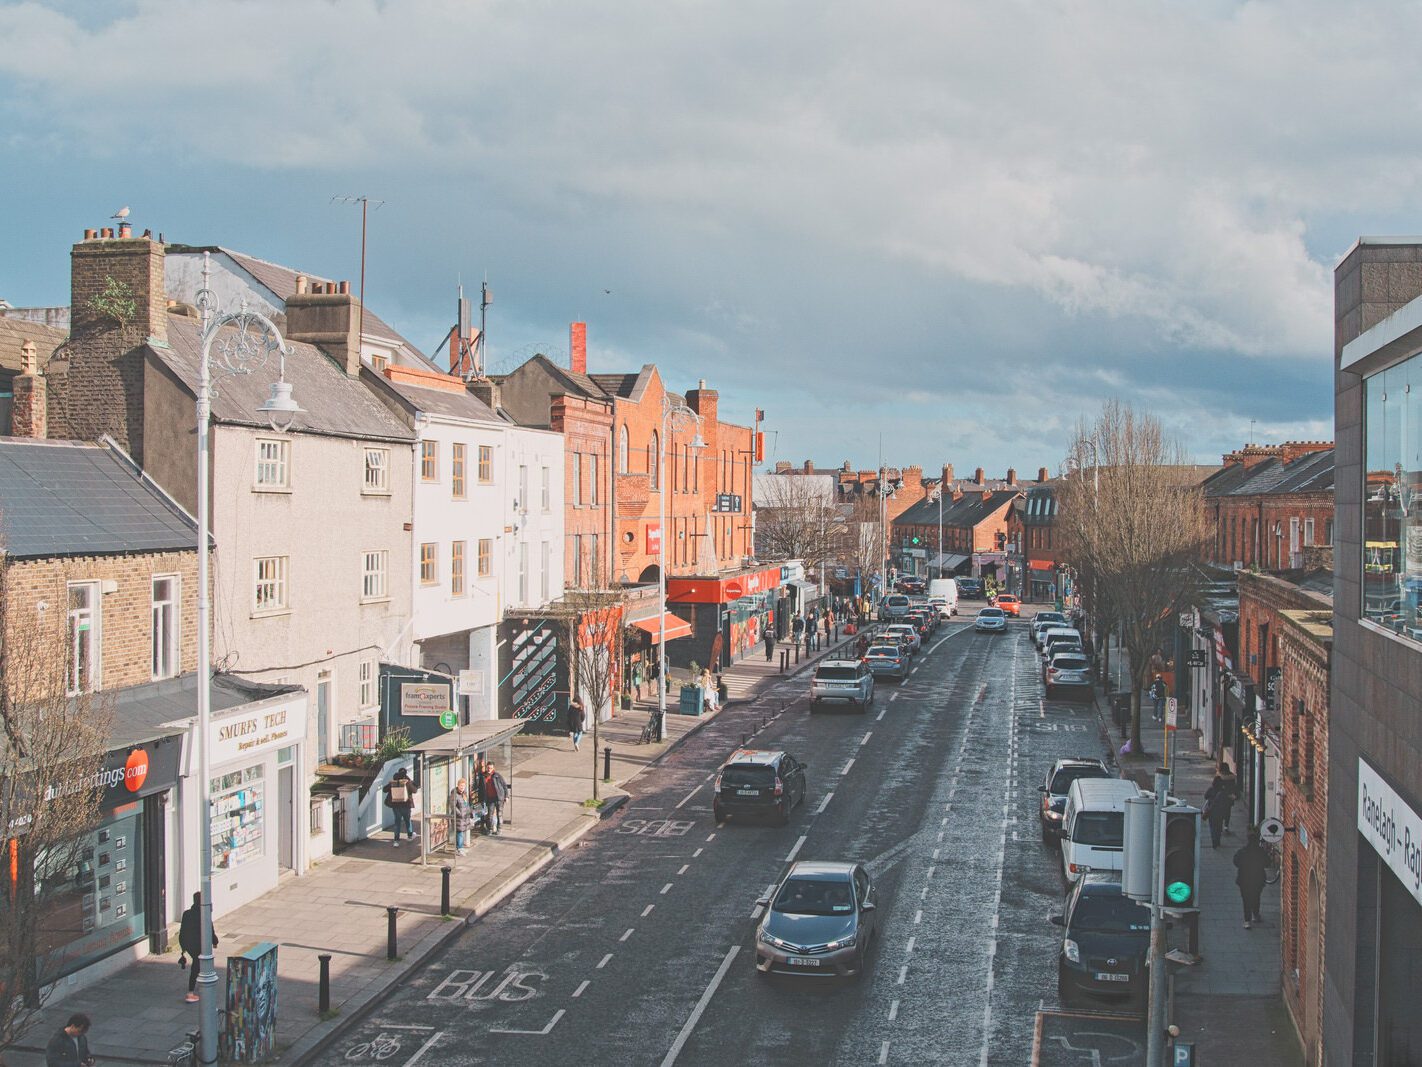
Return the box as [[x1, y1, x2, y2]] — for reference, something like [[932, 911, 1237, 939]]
[[344, 1025, 442, 1065]]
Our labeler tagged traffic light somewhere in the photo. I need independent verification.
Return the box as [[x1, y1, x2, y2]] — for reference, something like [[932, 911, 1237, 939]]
[[1158, 806, 1201, 911], [911, 535, 921, 545]]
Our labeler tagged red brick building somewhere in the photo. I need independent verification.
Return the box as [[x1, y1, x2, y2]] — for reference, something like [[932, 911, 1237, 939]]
[[891, 486, 1021, 578], [1202, 443, 1334, 571], [1276, 606, 1331, 1062]]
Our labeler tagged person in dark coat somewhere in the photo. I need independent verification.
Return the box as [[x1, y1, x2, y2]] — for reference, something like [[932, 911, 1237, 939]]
[[45, 1013, 95, 1067], [1234, 830, 1268, 929], [178, 892, 218, 1002], [569, 698, 586, 751], [1204, 772, 1240, 847], [381, 767, 418, 847], [763, 627, 776, 661], [449, 777, 475, 854], [1148, 675, 1167, 722], [481, 761, 509, 835]]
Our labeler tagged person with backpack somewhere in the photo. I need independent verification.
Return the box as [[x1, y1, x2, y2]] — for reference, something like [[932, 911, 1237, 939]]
[[382, 767, 418, 847], [1149, 675, 1168, 723], [482, 760, 509, 836], [178, 892, 218, 1003], [1203, 772, 1239, 848]]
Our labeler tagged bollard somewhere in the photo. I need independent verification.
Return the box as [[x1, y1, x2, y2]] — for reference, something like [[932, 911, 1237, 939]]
[[386, 906, 399, 960], [441, 866, 452, 916], [794, 644, 800, 664], [318, 953, 332, 1014], [780, 650, 788, 672], [603, 745, 612, 782]]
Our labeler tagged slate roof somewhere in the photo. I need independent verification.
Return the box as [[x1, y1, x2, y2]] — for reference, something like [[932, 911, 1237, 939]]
[[372, 370, 502, 424], [590, 366, 655, 401], [894, 490, 1019, 529], [1203, 449, 1335, 499], [0, 438, 198, 558], [0, 316, 66, 375], [152, 314, 414, 442]]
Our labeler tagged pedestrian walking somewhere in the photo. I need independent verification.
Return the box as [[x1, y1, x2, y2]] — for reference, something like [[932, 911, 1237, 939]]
[[482, 761, 509, 835], [45, 1013, 96, 1067], [1234, 830, 1268, 929], [449, 777, 475, 854], [824, 610, 833, 637], [792, 614, 805, 644], [569, 697, 586, 750], [178, 892, 218, 1003], [382, 767, 418, 846], [1219, 767, 1240, 833], [1203, 774, 1229, 848], [764, 627, 775, 661], [1149, 675, 1167, 722]]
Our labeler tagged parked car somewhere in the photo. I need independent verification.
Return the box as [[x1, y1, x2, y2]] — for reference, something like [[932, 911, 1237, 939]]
[[1032, 612, 1070, 647], [991, 593, 1021, 616], [1038, 757, 1113, 843], [1045, 652, 1093, 699], [1060, 778, 1140, 881], [755, 861, 879, 979], [1051, 873, 1150, 1008], [957, 577, 985, 599], [713, 749, 808, 826], [974, 606, 1007, 633], [811, 659, 875, 711], [885, 623, 922, 653], [1043, 630, 1084, 662], [863, 643, 909, 682]]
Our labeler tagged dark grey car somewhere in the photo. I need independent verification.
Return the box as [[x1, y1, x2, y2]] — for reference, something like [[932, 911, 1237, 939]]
[[755, 861, 878, 979]]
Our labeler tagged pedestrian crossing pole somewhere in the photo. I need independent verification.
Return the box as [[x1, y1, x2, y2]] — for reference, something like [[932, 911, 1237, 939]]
[[1147, 766, 1170, 1067]]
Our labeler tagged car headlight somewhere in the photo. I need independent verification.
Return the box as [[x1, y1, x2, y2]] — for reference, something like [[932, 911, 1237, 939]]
[[826, 936, 856, 951], [759, 931, 787, 948], [1045, 809, 1063, 821], [1063, 938, 1081, 964]]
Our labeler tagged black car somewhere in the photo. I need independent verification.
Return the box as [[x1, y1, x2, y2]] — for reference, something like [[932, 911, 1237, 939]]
[[713, 749, 808, 826], [956, 577, 985, 599], [897, 576, 926, 595], [1051, 873, 1151, 1007], [1038, 757, 1113, 843], [904, 610, 934, 638]]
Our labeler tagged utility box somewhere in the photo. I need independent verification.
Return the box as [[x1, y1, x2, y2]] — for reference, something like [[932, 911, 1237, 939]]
[[223, 942, 278, 1062]]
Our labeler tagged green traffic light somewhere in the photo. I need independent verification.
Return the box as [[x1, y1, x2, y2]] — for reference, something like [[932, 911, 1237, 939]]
[[1165, 881, 1192, 905]]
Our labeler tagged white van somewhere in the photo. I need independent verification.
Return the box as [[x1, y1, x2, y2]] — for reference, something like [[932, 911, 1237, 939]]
[[927, 578, 959, 616], [1060, 778, 1141, 882]]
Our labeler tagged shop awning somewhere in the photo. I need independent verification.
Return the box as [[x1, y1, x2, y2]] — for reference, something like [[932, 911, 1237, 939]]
[[632, 612, 693, 643], [930, 553, 969, 571]]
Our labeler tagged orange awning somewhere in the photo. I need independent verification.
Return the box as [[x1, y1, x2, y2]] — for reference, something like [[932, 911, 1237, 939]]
[[632, 613, 692, 643]]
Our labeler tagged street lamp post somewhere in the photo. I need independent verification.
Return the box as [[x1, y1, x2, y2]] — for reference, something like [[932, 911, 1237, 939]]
[[655, 396, 704, 743], [193, 254, 302, 1066]]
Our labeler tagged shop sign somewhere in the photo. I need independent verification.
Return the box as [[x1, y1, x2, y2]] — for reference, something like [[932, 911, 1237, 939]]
[[1358, 758, 1422, 906], [646, 522, 662, 555], [1265, 667, 1282, 712], [401, 682, 453, 716], [714, 493, 742, 513], [7, 735, 185, 831], [212, 699, 304, 765]]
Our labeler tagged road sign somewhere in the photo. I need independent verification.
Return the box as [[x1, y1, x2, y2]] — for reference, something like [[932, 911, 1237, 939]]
[[1165, 697, 1179, 730], [439, 710, 458, 730], [1187, 649, 1207, 667], [1259, 816, 1286, 844], [1173, 1041, 1196, 1066], [458, 669, 483, 696]]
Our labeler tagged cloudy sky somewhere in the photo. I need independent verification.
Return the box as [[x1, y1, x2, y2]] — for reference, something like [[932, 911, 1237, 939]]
[[0, 0, 1409, 474]]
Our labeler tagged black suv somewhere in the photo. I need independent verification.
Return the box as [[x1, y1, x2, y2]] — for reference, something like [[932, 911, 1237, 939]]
[[956, 577, 984, 599], [713, 750, 808, 826], [1038, 757, 1113, 843], [1051, 873, 1150, 1008]]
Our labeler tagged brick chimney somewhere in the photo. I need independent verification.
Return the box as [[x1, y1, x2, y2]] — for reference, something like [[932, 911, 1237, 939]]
[[11, 341, 46, 439], [285, 281, 361, 376], [686, 379, 719, 428], [1006, 467, 1017, 486], [974, 466, 985, 485], [570, 322, 587, 375], [775, 461, 792, 473], [1278, 440, 1333, 464], [468, 378, 503, 412], [941, 463, 954, 486], [1037, 466, 1049, 482], [67, 229, 168, 460]]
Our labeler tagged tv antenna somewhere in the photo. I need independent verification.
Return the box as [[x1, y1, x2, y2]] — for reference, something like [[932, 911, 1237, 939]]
[[332, 195, 385, 354]]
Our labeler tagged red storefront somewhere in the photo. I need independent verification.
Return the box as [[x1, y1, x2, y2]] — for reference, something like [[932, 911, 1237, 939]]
[[666, 566, 783, 669]]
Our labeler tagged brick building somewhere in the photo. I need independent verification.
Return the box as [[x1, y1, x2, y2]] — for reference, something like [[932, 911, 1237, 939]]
[[1202, 443, 1335, 571], [1276, 606, 1331, 1062], [891, 485, 1021, 581]]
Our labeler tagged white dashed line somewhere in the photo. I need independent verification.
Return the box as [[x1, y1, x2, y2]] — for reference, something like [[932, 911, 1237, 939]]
[[572, 979, 590, 998], [597, 953, 613, 969], [889, 692, 899, 702], [817, 791, 834, 813], [878, 1041, 891, 1065], [888, 999, 900, 1021], [906, 936, 916, 953], [620, 928, 635, 942], [842, 758, 856, 774], [692, 848, 703, 858], [678, 864, 690, 875], [932, 848, 940, 860], [785, 835, 808, 863], [675, 783, 704, 809], [876, 708, 887, 721], [642, 904, 655, 917], [860, 731, 873, 747], [661, 883, 674, 895], [896, 965, 907, 985], [913, 910, 922, 924], [706, 833, 716, 842], [926, 866, 936, 879]]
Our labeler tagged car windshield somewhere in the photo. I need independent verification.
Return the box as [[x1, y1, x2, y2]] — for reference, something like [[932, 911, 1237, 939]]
[[1050, 766, 1109, 794], [886, 596, 909, 607], [1052, 657, 1089, 671], [772, 877, 855, 916], [1072, 811, 1124, 847], [816, 666, 859, 680], [866, 647, 899, 658], [721, 764, 775, 787], [1071, 893, 1151, 933], [1036, 615, 1067, 628], [980, 608, 1004, 618]]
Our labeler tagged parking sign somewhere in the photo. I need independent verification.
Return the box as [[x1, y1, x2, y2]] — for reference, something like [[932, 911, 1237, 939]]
[[1166, 697, 1179, 730]]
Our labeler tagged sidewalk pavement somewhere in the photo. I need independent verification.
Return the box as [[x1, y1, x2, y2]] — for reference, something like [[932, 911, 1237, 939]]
[[3, 628, 866, 1067], [1092, 641, 1303, 1065]]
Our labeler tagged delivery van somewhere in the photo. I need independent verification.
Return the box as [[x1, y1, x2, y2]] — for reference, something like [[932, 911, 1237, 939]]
[[1060, 778, 1141, 882], [927, 578, 958, 616]]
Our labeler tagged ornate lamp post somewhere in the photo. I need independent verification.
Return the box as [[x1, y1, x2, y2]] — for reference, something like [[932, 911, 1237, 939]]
[[656, 396, 704, 742], [193, 254, 302, 1065]]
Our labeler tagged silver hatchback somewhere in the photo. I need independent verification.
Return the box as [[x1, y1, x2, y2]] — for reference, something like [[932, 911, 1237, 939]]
[[755, 861, 879, 979]]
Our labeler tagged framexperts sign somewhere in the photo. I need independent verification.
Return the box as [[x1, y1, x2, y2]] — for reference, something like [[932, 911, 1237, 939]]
[[1358, 757, 1422, 906]]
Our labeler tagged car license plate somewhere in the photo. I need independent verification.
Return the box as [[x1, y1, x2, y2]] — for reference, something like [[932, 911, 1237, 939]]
[[1094, 972, 1130, 982], [736, 789, 758, 796], [787, 956, 821, 967]]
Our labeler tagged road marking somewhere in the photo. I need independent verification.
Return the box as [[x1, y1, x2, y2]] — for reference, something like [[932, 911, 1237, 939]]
[[661, 882, 674, 895], [913, 910, 922, 924], [490, 1009, 565, 1036], [817, 791, 834, 813], [706, 833, 716, 842], [678, 864, 690, 875], [842, 758, 856, 774], [660, 946, 741, 1067], [920, 887, 928, 901], [896, 965, 907, 985], [785, 835, 808, 863], [932, 848, 940, 860], [860, 731, 873, 747], [876, 707, 887, 721], [888, 999, 899, 1021], [397, 1031, 445, 1067], [597, 954, 613, 969], [937, 831, 945, 843], [572, 980, 590, 998], [620, 928, 635, 942], [926, 866, 936, 879], [889, 692, 899, 702], [675, 783, 704, 809], [906, 936, 916, 953], [878, 1041, 891, 1065], [642, 904, 655, 917], [692, 848, 703, 858]]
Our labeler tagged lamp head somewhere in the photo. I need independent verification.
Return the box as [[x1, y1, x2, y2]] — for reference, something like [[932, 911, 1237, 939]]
[[259, 379, 303, 432], [689, 431, 707, 450]]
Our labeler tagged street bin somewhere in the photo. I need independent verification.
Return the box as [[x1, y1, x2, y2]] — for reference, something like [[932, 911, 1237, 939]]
[[1111, 691, 1132, 733], [676, 684, 705, 716]]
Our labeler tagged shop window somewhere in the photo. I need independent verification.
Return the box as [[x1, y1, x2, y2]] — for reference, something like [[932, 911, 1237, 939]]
[[364, 447, 390, 494], [151, 575, 179, 680], [1363, 359, 1422, 642], [211, 765, 265, 870], [451, 443, 467, 499], [66, 582, 100, 695], [254, 438, 290, 490]]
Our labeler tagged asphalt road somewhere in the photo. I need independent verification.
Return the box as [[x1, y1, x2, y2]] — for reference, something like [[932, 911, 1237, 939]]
[[321, 609, 1142, 1067]]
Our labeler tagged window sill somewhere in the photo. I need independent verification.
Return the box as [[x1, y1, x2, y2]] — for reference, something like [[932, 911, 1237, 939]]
[[251, 607, 292, 620], [362, 489, 392, 498], [360, 596, 392, 606], [253, 486, 293, 495], [420, 580, 439, 587]]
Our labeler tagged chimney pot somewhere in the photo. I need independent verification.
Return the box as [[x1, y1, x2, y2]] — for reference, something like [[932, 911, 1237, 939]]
[[295, 274, 308, 295], [338, 280, 350, 295], [84, 229, 97, 240], [142, 228, 152, 238], [12, 341, 47, 439], [698, 378, 706, 389], [101, 227, 113, 238], [117, 222, 132, 238]]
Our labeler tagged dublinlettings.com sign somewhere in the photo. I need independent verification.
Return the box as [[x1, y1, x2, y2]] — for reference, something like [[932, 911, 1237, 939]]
[[1358, 757, 1422, 906]]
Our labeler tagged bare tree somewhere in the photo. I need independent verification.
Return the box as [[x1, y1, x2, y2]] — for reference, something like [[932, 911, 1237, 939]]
[[563, 557, 621, 802], [753, 474, 847, 578], [1056, 401, 1211, 754], [0, 564, 113, 1050]]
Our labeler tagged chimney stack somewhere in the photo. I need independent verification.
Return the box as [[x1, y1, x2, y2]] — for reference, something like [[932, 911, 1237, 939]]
[[468, 378, 503, 412], [570, 322, 587, 375], [1037, 466, 1049, 482], [285, 282, 361, 376], [686, 382, 719, 429], [11, 341, 46, 439], [974, 467, 985, 485], [1006, 467, 1017, 486], [941, 463, 954, 486], [775, 461, 791, 473]]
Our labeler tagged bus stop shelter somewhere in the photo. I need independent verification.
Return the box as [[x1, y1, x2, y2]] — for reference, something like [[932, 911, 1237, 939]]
[[408, 719, 525, 867]]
